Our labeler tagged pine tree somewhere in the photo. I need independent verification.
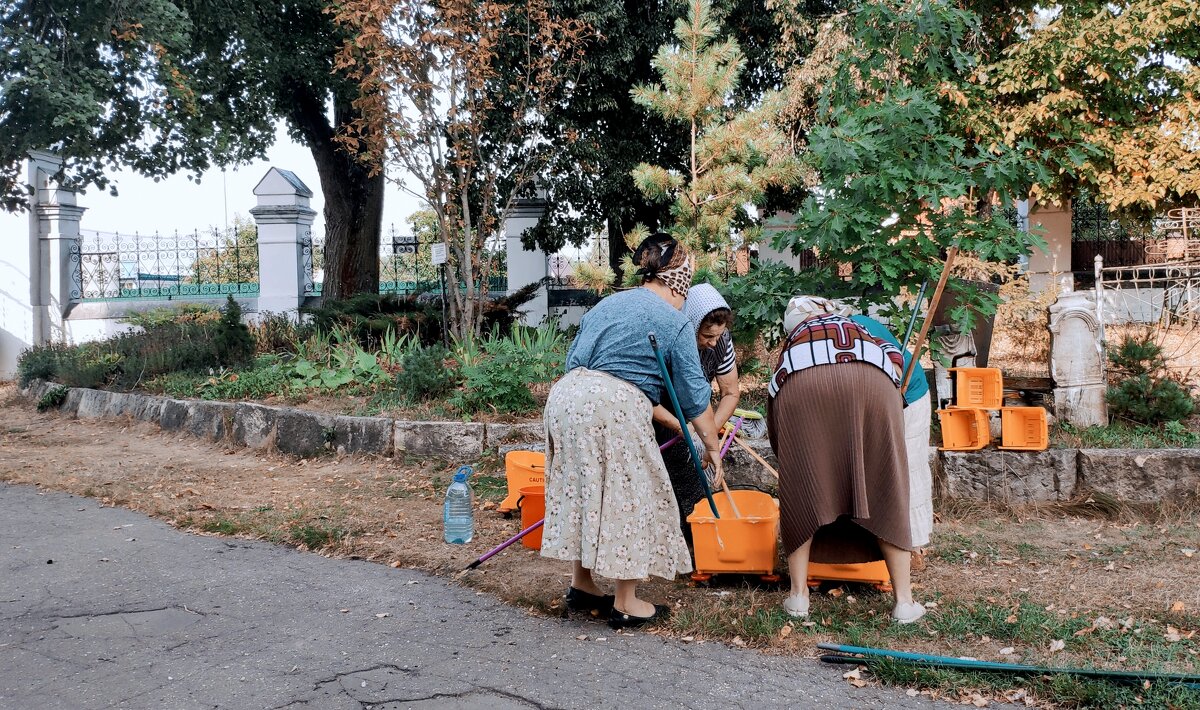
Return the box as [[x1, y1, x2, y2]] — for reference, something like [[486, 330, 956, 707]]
[[627, 0, 800, 278]]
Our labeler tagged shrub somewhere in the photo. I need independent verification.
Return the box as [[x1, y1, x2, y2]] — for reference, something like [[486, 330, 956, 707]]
[[122, 303, 220, 329], [249, 312, 308, 355], [212, 296, 254, 367], [394, 344, 456, 402], [452, 325, 566, 414], [194, 356, 292, 400], [1106, 336, 1196, 425], [17, 343, 70, 386], [36, 385, 69, 411]]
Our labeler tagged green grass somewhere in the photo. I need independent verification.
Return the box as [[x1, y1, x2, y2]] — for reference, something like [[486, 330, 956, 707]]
[[1054, 421, 1200, 449], [868, 657, 1200, 709], [200, 518, 243, 535], [287, 522, 347, 550]]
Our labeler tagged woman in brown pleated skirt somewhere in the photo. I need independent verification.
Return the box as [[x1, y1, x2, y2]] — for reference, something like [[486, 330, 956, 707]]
[[768, 296, 925, 624]]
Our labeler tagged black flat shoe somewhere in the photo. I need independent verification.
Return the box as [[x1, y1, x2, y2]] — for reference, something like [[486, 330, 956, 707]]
[[607, 603, 671, 630], [565, 587, 615, 615]]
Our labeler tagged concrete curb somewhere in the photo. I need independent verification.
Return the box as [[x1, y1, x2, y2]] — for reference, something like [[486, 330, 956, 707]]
[[16, 380, 1200, 503]]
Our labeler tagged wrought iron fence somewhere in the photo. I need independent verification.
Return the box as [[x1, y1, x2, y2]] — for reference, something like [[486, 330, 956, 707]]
[[78, 227, 259, 301], [1070, 199, 1169, 272], [308, 226, 507, 297], [547, 233, 608, 316]]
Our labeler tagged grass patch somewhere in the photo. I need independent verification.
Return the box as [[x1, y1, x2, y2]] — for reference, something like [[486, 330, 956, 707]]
[[868, 657, 1200, 709], [1054, 420, 1200, 449], [200, 518, 243, 535], [287, 522, 347, 550]]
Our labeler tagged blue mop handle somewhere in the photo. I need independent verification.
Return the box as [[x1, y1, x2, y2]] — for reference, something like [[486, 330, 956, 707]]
[[648, 332, 720, 520]]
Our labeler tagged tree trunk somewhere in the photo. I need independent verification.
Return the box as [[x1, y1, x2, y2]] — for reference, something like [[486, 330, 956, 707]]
[[288, 90, 384, 301], [316, 154, 384, 301]]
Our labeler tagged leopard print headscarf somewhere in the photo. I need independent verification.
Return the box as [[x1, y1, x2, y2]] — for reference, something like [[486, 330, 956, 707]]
[[656, 257, 694, 298]]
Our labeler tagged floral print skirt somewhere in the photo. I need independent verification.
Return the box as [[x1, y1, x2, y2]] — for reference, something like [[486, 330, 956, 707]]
[[540, 368, 693, 580]]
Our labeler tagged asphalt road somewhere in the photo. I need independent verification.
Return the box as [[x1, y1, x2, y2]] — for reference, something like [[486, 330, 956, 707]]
[[0, 483, 938, 709]]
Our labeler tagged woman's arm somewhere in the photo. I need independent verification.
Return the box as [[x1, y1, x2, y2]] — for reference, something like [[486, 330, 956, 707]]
[[712, 364, 741, 428], [652, 404, 682, 434]]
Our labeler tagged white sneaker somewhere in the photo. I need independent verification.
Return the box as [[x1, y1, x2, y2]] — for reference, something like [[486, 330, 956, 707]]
[[782, 594, 810, 618], [892, 601, 926, 624]]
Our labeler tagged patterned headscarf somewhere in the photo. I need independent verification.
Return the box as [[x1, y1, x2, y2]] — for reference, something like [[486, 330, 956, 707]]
[[656, 256, 694, 299], [782, 295, 853, 334], [684, 283, 730, 335]]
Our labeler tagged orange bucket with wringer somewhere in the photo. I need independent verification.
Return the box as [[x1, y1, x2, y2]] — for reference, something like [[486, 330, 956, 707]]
[[516, 486, 545, 550], [500, 450, 544, 514], [686, 490, 780, 582]]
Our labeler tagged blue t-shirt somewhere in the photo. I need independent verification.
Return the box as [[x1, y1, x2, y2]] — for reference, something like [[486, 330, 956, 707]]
[[850, 315, 929, 406], [565, 288, 711, 419]]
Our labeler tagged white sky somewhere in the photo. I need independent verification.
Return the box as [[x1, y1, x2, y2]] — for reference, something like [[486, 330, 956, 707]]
[[78, 122, 424, 237]]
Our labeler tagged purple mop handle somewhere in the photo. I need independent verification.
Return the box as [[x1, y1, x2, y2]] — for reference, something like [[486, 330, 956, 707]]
[[719, 417, 745, 459], [660, 433, 682, 451], [465, 519, 545, 570]]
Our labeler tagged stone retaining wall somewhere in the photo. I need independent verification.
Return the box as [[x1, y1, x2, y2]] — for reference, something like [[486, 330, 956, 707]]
[[20, 381, 1200, 504]]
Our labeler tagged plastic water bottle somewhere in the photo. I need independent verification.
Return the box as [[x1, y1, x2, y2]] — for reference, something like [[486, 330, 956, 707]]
[[443, 466, 474, 544]]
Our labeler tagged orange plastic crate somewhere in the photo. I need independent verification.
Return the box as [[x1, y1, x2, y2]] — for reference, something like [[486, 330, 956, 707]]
[[499, 450, 545, 512], [937, 407, 991, 450], [807, 560, 892, 591], [687, 491, 779, 575], [998, 407, 1049, 451], [949, 367, 1003, 409]]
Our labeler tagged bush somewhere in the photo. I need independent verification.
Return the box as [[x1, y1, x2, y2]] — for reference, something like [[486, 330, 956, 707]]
[[36, 385, 69, 411], [1106, 336, 1196, 425], [17, 343, 70, 386], [394, 344, 456, 402], [452, 325, 566, 414], [212, 296, 254, 367], [250, 312, 308, 355], [194, 355, 291, 400], [18, 298, 258, 392]]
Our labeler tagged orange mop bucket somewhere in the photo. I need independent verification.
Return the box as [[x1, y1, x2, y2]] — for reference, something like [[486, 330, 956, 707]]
[[517, 486, 545, 550], [500, 450, 545, 513], [687, 490, 779, 578]]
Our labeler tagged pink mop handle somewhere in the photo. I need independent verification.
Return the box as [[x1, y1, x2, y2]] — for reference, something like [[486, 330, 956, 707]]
[[719, 417, 744, 459], [660, 434, 682, 451]]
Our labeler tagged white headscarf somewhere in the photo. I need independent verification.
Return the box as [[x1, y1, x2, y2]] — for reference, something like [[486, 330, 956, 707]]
[[782, 295, 853, 334], [683, 283, 730, 335]]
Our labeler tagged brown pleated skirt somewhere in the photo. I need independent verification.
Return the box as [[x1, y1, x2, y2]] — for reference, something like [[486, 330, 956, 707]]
[[768, 362, 912, 563]]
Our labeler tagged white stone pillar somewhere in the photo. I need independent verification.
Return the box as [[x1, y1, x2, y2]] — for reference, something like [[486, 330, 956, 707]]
[[31, 152, 85, 343], [1049, 290, 1108, 427], [250, 168, 316, 317], [504, 190, 549, 326], [1028, 199, 1073, 294]]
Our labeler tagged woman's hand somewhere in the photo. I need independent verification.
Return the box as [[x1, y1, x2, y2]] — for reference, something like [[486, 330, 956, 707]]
[[703, 452, 726, 489]]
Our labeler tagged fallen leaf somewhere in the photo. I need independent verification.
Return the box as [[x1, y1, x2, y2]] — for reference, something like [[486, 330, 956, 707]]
[[999, 647, 1015, 655], [971, 694, 989, 707], [339, 609, 350, 613], [906, 689, 919, 697], [1182, 549, 1196, 558], [842, 667, 867, 688], [576, 634, 588, 640], [1172, 601, 1186, 613], [1165, 626, 1183, 642], [1005, 614, 1018, 624], [375, 613, 390, 619], [731, 636, 746, 647], [1093, 616, 1114, 630], [1049, 639, 1066, 653], [779, 624, 793, 639], [828, 587, 844, 598]]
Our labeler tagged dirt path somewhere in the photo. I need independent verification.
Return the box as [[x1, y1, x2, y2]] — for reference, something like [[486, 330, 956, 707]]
[[3, 384, 1199, 706]]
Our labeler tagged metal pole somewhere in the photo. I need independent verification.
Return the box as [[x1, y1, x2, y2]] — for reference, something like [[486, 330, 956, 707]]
[[439, 262, 449, 348]]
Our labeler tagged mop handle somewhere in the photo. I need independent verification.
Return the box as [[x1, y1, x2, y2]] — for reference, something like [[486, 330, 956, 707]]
[[719, 416, 744, 459], [901, 280, 929, 348], [648, 333, 719, 520], [901, 247, 958, 396], [465, 519, 545, 570]]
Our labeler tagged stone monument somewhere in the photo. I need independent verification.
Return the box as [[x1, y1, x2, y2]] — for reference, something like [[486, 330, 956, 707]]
[[1049, 288, 1108, 426]]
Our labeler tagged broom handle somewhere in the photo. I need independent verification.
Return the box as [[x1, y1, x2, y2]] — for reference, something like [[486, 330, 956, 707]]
[[733, 436, 779, 479], [719, 417, 745, 518], [901, 247, 958, 396]]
